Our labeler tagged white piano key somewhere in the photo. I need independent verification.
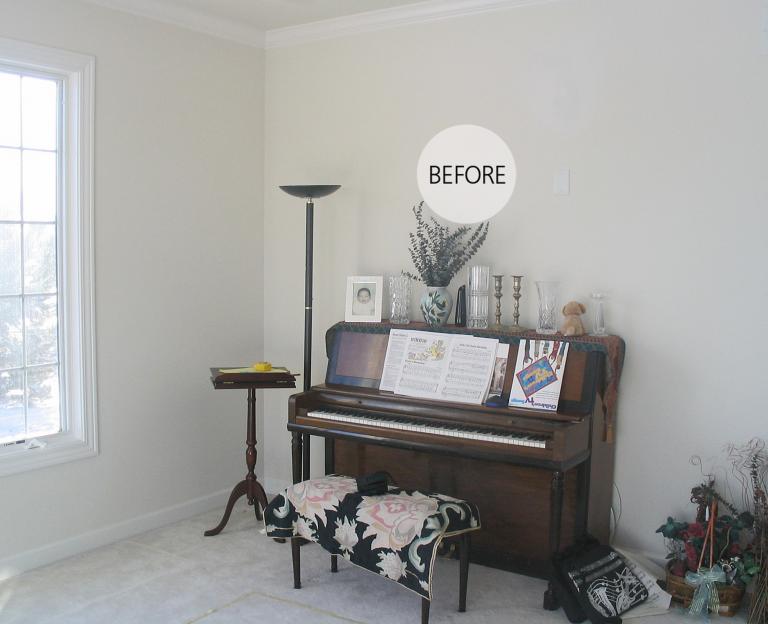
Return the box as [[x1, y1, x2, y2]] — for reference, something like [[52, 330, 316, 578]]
[[306, 409, 548, 449]]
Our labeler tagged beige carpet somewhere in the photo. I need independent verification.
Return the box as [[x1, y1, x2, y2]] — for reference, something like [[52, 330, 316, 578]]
[[0, 504, 746, 623]]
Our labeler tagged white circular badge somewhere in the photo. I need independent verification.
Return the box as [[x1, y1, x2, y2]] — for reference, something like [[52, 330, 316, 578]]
[[416, 124, 516, 224]]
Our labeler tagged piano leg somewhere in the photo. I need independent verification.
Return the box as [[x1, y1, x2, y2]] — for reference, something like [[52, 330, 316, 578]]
[[575, 459, 590, 539], [302, 433, 311, 480], [292, 432, 302, 484], [543, 470, 564, 611], [325, 438, 335, 474], [290, 432, 313, 547]]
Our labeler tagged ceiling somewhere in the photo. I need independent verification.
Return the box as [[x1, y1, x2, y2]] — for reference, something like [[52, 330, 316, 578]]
[[89, 0, 431, 32]]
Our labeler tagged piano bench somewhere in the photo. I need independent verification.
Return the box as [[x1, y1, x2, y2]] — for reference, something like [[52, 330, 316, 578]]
[[264, 475, 481, 624]]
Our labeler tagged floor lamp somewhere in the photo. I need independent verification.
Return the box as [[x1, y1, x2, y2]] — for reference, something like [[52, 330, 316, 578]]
[[279, 185, 341, 482]]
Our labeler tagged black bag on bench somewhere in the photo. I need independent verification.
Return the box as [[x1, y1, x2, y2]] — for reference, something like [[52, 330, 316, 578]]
[[355, 471, 392, 496]]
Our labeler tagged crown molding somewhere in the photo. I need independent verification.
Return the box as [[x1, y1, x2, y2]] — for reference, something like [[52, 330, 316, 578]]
[[82, 0, 265, 47], [81, 0, 558, 49], [265, 0, 558, 49]]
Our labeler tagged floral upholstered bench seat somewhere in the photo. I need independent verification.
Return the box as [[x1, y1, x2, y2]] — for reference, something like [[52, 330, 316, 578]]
[[264, 475, 481, 624]]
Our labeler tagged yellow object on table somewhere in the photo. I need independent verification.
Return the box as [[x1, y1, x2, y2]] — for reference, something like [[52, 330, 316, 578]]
[[218, 364, 289, 374]]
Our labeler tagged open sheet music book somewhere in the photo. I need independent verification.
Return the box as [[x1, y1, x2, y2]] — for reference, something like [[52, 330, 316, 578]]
[[380, 330, 498, 405]]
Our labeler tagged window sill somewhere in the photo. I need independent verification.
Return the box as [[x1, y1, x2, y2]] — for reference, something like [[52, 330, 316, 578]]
[[0, 433, 97, 477]]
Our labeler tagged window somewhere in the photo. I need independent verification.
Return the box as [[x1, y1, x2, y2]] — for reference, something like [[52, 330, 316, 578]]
[[1, 72, 61, 444], [0, 38, 95, 476]]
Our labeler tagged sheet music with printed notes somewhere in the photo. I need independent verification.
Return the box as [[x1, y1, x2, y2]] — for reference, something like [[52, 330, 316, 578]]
[[379, 329, 414, 391], [440, 335, 500, 403], [615, 548, 672, 619], [390, 331, 498, 404]]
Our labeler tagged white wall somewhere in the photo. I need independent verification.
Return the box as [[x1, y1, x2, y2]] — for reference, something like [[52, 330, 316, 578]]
[[0, 0, 265, 574], [263, 0, 768, 559]]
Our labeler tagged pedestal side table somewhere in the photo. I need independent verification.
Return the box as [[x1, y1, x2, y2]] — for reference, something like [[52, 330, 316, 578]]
[[204, 367, 296, 536]]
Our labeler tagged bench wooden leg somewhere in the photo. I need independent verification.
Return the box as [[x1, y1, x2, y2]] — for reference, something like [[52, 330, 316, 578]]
[[421, 598, 430, 624], [459, 532, 470, 612], [292, 538, 301, 589], [331, 554, 338, 573]]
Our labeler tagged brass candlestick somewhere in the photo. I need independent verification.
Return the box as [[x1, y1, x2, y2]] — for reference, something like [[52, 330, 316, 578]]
[[510, 275, 526, 332], [492, 275, 504, 326]]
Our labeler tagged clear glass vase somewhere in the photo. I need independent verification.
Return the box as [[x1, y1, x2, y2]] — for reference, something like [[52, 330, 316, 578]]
[[468, 265, 490, 329], [536, 281, 559, 334], [388, 275, 411, 324], [590, 292, 608, 336]]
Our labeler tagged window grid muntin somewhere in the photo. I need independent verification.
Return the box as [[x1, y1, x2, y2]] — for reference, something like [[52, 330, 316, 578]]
[[0, 66, 62, 444]]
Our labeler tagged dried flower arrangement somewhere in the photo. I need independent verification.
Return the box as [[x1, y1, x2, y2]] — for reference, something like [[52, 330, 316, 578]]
[[405, 202, 489, 287], [726, 439, 767, 624]]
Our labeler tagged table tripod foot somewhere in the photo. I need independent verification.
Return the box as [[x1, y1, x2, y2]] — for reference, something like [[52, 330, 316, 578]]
[[204, 480, 247, 536], [253, 480, 269, 511]]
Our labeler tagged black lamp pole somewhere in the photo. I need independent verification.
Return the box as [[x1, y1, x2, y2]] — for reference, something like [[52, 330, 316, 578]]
[[279, 185, 341, 480], [303, 198, 314, 394]]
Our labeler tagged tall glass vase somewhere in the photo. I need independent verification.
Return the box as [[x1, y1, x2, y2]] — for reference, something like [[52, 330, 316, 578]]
[[536, 281, 559, 334], [590, 292, 608, 336], [388, 275, 411, 324], [468, 265, 490, 329]]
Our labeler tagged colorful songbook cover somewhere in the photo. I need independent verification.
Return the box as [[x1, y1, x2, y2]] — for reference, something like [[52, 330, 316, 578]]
[[508, 339, 569, 411]]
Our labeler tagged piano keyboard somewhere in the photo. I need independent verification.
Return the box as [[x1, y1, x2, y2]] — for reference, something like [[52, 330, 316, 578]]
[[306, 409, 548, 448]]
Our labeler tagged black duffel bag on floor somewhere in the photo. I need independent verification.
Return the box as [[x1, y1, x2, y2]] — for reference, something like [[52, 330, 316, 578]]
[[551, 537, 648, 624]]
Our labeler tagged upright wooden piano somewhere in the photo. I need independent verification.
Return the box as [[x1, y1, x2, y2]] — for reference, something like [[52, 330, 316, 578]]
[[288, 322, 625, 608]]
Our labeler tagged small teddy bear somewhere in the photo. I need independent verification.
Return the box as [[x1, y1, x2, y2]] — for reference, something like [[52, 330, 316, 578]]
[[560, 301, 587, 336]]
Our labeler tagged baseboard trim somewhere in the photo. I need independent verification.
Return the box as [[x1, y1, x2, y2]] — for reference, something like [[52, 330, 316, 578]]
[[0, 488, 231, 582], [612, 544, 667, 577], [264, 477, 292, 497], [0, 483, 666, 584]]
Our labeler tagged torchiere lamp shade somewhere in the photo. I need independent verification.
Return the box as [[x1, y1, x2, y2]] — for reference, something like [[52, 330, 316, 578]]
[[279, 185, 341, 199]]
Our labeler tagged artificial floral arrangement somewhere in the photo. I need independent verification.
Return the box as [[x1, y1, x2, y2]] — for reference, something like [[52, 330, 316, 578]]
[[405, 201, 489, 288], [656, 439, 767, 620], [657, 483, 758, 584]]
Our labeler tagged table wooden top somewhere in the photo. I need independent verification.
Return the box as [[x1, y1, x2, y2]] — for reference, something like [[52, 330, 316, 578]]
[[210, 367, 297, 390]]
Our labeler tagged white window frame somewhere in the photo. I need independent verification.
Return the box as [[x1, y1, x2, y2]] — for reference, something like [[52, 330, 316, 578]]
[[0, 37, 96, 477]]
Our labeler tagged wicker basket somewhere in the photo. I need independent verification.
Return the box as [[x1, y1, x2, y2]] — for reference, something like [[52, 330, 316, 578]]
[[665, 566, 745, 617]]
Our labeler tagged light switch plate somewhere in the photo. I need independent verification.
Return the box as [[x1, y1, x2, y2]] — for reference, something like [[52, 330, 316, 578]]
[[762, 4, 768, 54], [553, 168, 571, 195]]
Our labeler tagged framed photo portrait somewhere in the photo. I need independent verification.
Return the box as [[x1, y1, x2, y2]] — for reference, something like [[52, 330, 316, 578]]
[[345, 276, 383, 323]]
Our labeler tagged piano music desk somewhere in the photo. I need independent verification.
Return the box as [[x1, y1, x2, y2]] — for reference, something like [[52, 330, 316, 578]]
[[204, 368, 296, 537]]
